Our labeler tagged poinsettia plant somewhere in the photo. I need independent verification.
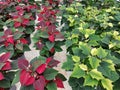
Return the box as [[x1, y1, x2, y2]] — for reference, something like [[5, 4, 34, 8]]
[[33, 0, 64, 57], [0, 52, 17, 90], [0, 29, 30, 59], [13, 56, 66, 90]]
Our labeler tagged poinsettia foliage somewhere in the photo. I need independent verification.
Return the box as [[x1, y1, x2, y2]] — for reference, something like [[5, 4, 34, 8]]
[[0, 52, 17, 89], [61, 1, 120, 90], [0, 29, 30, 59], [13, 56, 66, 90], [33, 0, 64, 57]]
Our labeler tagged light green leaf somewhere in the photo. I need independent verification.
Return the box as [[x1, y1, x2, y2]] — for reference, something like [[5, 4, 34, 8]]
[[72, 56, 80, 62], [91, 48, 97, 56], [79, 64, 88, 71], [101, 78, 113, 90], [89, 57, 101, 69], [97, 47, 108, 59], [84, 75, 98, 87], [79, 42, 90, 55], [71, 64, 85, 78], [89, 69, 104, 80]]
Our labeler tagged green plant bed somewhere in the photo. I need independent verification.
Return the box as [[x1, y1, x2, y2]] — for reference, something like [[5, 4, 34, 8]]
[[61, 1, 120, 90]]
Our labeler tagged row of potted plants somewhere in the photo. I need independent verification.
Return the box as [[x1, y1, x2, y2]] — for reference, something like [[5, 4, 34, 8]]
[[61, 0, 120, 90], [0, 0, 66, 90]]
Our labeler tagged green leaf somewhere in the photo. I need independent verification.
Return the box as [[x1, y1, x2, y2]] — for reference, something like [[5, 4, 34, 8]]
[[98, 61, 119, 82], [25, 26, 34, 34], [56, 73, 67, 81], [0, 79, 11, 88], [30, 58, 45, 71], [89, 57, 101, 69], [43, 68, 58, 80], [23, 45, 31, 51], [20, 85, 34, 90], [14, 32, 23, 40], [46, 82, 57, 90], [46, 41, 55, 50], [12, 70, 20, 86], [79, 42, 91, 55], [72, 47, 81, 56], [72, 56, 80, 62], [11, 60, 18, 69], [84, 75, 98, 87], [101, 78, 113, 90], [55, 46, 62, 52], [62, 55, 74, 70], [0, 32, 4, 36], [106, 52, 120, 64], [89, 69, 104, 80], [97, 47, 108, 59], [71, 64, 85, 78], [65, 39, 73, 48], [16, 43, 23, 51], [39, 31, 49, 38]]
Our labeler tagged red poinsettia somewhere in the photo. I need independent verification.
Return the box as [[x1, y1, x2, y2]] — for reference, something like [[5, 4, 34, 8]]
[[18, 57, 63, 89], [12, 4, 36, 28], [0, 52, 11, 81], [18, 58, 50, 87], [0, 29, 14, 47], [0, 29, 28, 48], [0, 87, 5, 90], [20, 38, 28, 44], [54, 77, 64, 88]]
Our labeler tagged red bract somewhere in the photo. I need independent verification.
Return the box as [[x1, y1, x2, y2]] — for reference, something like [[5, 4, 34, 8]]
[[33, 76, 45, 90], [54, 78, 64, 88], [49, 34, 55, 42], [20, 69, 35, 86], [50, 47, 55, 53], [0, 52, 10, 62], [48, 59, 60, 68], [22, 18, 30, 26], [18, 58, 29, 69], [0, 52, 11, 81], [20, 38, 28, 44], [6, 36, 14, 45], [16, 6, 22, 11], [36, 64, 46, 74], [0, 87, 4, 90], [0, 30, 15, 47], [0, 53, 11, 70], [1, 61, 11, 70], [14, 22, 21, 28], [36, 41, 44, 50], [46, 57, 52, 64], [0, 72, 4, 81]]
